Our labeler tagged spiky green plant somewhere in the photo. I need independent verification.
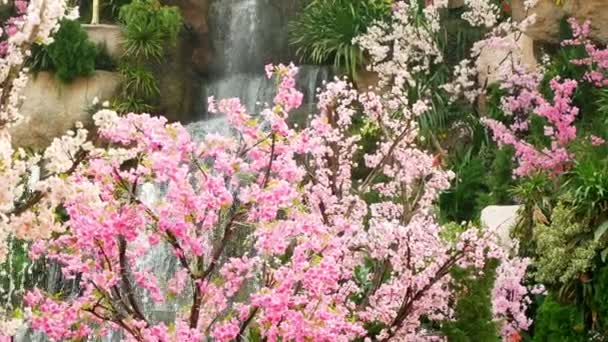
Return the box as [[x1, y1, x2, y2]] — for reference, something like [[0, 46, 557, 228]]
[[289, 0, 392, 80], [119, 0, 181, 62]]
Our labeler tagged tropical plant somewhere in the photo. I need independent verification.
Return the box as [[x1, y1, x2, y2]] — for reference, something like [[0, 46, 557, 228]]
[[289, 0, 392, 80], [118, 62, 159, 98]]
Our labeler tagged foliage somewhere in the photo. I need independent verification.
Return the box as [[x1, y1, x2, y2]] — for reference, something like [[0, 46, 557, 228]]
[[27, 44, 54, 73], [94, 43, 117, 71], [532, 296, 586, 342], [533, 202, 597, 285], [289, 0, 391, 80], [111, 94, 153, 113], [439, 149, 488, 223], [118, 62, 159, 98]]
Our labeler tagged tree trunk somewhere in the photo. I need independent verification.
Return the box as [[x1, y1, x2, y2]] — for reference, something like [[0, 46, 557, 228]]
[[91, 0, 100, 25]]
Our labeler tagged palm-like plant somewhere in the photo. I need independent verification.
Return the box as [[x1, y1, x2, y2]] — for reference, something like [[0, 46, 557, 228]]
[[118, 0, 181, 62], [289, 0, 392, 80]]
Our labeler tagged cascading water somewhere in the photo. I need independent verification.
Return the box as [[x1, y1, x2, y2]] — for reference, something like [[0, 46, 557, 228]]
[[194, 0, 332, 122], [13, 1, 331, 340]]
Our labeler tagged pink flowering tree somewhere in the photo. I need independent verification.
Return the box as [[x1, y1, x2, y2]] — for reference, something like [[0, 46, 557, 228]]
[[21, 62, 519, 341], [0, 0, 536, 340]]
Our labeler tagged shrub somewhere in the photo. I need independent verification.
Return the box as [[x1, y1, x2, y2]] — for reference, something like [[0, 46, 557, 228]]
[[442, 260, 501, 342], [28, 31, 117, 77]]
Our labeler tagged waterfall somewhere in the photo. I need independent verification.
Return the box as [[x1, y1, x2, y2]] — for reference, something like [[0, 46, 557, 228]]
[[195, 0, 332, 122]]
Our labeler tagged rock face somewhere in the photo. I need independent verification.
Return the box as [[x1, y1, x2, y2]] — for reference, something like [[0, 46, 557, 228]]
[[481, 205, 522, 250], [82, 24, 124, 59], [512, 0, 608, 43], [153, 35, 201, 123], [11, 71, 120, 149]]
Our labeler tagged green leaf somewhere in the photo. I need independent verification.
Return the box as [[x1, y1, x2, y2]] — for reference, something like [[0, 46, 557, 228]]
[[594, 220, 608, 241], [601, 247, 608, 263]]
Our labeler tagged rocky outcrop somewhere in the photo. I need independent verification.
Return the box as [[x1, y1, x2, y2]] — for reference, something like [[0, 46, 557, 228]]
[[512, 0, 608, 43], [11, 71, 120, 149]]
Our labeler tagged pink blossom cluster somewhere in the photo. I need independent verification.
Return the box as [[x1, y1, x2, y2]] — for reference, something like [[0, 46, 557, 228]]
[[563, 19, 608, 87], [0, 0, 29, 56], [482, 19, 608, 178], [492, 257, 533, 340], [483, 76, 580, 177]]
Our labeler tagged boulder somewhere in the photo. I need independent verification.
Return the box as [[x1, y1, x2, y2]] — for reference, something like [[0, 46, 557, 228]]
[[476, 32, 537, 86], [82, 24, 124, 59], [481, 205, 522, 250], [512, 0, 608, 43], [11, 71, 120, 149]]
